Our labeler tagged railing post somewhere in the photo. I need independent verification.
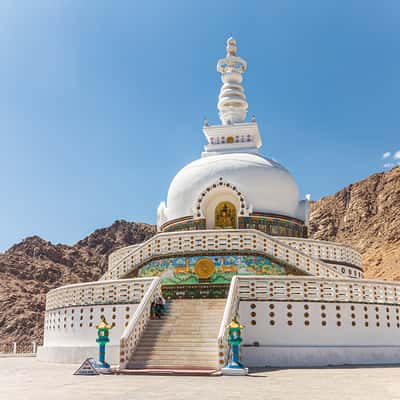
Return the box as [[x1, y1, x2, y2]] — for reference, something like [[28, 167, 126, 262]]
[[32, 341, 37, 354], [13, 342, 17, 354]]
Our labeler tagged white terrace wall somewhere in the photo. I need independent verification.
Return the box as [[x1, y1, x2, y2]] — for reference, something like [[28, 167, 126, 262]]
[[43, 303, 138, 347], [235, 276, 400, 367], [37, 278, 156, 364], [239, 300, 400, 367]]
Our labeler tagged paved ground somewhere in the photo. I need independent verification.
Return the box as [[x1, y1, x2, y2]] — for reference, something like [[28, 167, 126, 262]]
[[3, 358, 400, 400]]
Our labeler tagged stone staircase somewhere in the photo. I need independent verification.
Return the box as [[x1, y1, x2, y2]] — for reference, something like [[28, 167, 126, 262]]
[[125, 299, 226, 370]]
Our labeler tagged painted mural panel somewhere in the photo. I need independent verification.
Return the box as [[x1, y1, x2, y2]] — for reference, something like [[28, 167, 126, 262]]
[[138, 255, 286, 285]]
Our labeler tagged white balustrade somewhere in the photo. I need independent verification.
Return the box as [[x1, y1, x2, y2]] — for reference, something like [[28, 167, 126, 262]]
[[0, 342, 38, 355], [119, 277, 162, 369], [108, 244, 140, 270], [102, 229, 348, 281], [276, 237, 362, 268], [45, 278, 155, 311], [236, 276, 400, 305]]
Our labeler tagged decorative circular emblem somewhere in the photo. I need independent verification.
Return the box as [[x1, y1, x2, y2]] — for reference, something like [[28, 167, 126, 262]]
[[194, 258, 215, 279]]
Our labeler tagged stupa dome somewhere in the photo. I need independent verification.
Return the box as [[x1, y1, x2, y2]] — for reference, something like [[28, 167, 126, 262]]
[[165, 152, 301, 224]]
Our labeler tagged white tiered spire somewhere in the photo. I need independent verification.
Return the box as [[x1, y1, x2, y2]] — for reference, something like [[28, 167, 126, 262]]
[[217, 37, 248, 125], [201, 37, 261, 158]]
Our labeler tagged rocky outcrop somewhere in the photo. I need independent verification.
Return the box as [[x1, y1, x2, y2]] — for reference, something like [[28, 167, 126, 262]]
[[309, 166, 400, 280]]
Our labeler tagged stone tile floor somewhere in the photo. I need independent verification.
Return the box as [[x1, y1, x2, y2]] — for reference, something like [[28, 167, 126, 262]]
[[3, 358, 400, 400]]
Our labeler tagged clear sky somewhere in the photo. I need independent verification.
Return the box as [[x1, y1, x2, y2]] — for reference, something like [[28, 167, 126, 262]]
[[1, 0, 399, 252]]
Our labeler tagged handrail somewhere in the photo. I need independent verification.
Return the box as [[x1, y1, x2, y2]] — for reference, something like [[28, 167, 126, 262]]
[[276, 236, 362, 268], [101, 229, 348, 281], [119, 277, 162, 369], [45, 277, 156, 311], [108, 244, 141, 271], [217, 276, 240, 368]]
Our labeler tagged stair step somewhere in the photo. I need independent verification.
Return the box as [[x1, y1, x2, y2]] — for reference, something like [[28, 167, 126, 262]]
[[147, 326, 219, 336], [139, 336, 217, 342], [141, 334, 218, 340], [147, 320, 221, 324], [138, 340, 217, 346], [130, 356, 217, 363], [143, 329, 220, 335], [139, 340, 217, 344], [134, 348, 217, 354], [152, 312, 221, 321], [126, 362, 216, 370]]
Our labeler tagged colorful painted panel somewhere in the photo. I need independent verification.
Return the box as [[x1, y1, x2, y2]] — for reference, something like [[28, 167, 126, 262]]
[[238, 216, 306, 238], [163, 218, 206, 232], [138, 255, 286, 285]]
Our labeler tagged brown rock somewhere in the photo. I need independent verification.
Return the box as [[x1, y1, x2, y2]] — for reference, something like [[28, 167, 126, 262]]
[[309, 165, 400, 281], [0, 221, 155, 345]]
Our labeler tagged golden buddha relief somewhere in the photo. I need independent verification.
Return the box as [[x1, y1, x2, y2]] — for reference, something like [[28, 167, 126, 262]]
[[215, 201, 237, 229]]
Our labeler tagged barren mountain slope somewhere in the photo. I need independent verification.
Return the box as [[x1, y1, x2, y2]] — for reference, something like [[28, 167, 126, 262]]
[[0, 221, 155, 345], [309, 166, 400, 280]]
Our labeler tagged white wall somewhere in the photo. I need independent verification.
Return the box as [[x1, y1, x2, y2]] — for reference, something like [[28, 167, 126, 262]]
[[43, 303, 138, 347], [239, 300, 400, 367]]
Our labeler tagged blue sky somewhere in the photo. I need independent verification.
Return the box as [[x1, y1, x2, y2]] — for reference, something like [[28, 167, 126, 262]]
[[1, 0, 399, 251]]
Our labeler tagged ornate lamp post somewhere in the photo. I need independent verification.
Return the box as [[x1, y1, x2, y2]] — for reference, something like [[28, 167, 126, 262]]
[[95, 316, 114, 370], [221, 316, 248, 375]]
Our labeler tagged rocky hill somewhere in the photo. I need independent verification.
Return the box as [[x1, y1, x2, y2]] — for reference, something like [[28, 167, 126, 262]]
[[0, 166, 399, 346], [0, 221, 156, 345], [309, 165, 400, 280]]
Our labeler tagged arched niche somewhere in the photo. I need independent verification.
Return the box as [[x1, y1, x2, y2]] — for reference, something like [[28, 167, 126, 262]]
[[193, 178, 249, 229]]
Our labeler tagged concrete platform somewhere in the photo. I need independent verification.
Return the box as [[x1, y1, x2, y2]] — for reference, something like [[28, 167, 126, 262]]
[[3, 357, 400, 400]]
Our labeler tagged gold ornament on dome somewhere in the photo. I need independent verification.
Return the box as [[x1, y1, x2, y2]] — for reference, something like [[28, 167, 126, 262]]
[[215, 201, 236, 229], [194, 258, 216, 279]]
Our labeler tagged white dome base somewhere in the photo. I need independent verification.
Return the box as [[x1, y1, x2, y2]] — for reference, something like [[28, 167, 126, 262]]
[[158, 152, 306, 229]]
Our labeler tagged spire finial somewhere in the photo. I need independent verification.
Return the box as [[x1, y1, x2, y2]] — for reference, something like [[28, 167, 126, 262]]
[[216, 37, 248, 125], [226, 37, 237, 56]]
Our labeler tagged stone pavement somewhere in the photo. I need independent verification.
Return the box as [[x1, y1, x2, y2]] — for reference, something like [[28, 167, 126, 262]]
[[3, 358, 400, 400]]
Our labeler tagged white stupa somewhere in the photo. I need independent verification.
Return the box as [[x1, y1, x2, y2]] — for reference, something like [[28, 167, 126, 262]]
[[158, 37, 308, 232], [38, 37, 400, 372]]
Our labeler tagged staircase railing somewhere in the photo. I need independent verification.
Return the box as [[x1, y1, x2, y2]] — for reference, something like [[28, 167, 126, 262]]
[[217, 275, 240, 369], [119, 277, 162, 369]]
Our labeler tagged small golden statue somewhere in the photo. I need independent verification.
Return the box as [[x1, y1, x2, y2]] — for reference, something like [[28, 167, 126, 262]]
[[215, 202, 236, 229], [95, 315, 115, 332]]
